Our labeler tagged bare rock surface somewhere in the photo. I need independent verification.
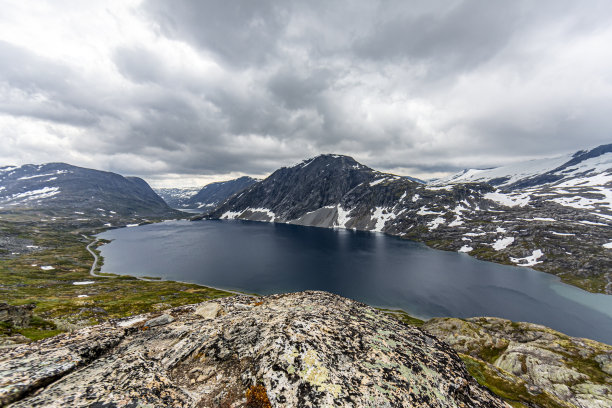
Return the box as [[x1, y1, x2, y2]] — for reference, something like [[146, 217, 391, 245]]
[[424, 317, 612, 408], [0, 291, 508, 407]]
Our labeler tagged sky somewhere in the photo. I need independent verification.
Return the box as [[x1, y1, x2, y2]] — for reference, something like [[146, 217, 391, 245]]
[[1, 0, 611, 187]]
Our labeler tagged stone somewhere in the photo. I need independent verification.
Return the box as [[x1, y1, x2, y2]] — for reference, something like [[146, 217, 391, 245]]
[[0, 303, 35, 327], [193, 302, 222, 319], [144, 313, 174, 327], [0, 292, 509, 407]]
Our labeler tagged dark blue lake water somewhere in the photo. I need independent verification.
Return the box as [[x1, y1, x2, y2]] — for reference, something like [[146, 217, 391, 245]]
[[98, 220, 612, 344]]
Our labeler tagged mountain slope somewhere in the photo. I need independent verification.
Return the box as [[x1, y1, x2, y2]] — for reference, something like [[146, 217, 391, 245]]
[[435, 143, 612, 190], [184, 176, 258, 210], [0, 163, 177, 217], [205, 152, 612, 294], [154, 187, 202, 208]]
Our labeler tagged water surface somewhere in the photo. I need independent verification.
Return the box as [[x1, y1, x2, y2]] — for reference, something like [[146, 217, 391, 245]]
[[98, 220, 612, 344]]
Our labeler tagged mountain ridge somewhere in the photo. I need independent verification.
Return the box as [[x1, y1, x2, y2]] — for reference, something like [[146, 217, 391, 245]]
[[203, 146, 612, 294], [0, 162, 178, 218]]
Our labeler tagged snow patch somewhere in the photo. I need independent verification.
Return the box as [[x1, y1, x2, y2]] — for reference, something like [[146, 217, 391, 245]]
[[458, 245, 473, 253], [511, 249, 544, 266], [491, 237, 514, 251], [371, 207, 396, 232], [40, 266, 54, 270], [603, 242, 612, 249], [551, 231, 575, 236], [73, 281, 95, 285], [248, 208, 276, 221], [484, 191, 531, 207], [8, 186, 60, 201], [427, 217, 445, 230], [369, 178, 387, 187], [336, 206, 351, 228], [221, 211, 242, 220], [417, 207, 443, 215]]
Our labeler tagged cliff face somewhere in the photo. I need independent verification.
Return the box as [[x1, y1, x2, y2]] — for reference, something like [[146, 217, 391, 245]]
[[0, 291, 508, 408]]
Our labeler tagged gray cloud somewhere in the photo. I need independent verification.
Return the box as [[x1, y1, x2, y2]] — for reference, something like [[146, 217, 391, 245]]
[[1, 1, 611, 185]]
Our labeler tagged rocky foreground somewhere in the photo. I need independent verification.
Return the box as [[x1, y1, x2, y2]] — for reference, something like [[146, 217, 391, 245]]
[[425, 317, 612, 408], [0, 291, 508, 407]]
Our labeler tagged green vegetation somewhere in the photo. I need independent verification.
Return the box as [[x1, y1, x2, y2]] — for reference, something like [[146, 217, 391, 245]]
[[0, 210, 231, 342], [461, 354, 572, 408], [377, 308, 424, 327]]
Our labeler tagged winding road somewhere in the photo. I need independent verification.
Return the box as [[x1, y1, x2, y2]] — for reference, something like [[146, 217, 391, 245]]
[[82, 235, 253, 295]]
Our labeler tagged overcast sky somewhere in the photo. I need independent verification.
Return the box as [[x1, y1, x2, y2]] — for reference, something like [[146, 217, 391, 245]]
[[1, 0, 611, 187]]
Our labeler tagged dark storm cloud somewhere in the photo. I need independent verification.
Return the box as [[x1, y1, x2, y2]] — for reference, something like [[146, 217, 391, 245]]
[[2, 1, 612, 183], [353, 0, 521, 73], [144, 0, 288, 67]]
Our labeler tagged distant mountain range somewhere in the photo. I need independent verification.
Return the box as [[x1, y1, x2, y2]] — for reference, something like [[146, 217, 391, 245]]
[[203, 145, 612, 294], [154, 187, 202, 208], [2, 144, 610, 293], [0, 163, 177, 218], [156, 177, 258, 210]]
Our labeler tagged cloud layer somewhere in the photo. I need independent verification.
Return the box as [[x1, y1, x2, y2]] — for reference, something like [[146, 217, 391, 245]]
[[1, 0, 611, 185]]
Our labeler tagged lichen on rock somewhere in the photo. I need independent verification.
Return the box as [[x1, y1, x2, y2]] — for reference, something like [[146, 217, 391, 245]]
[[0, 291, 508, 407]]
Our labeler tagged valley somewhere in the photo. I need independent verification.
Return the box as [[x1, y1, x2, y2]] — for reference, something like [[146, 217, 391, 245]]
[[0, 147, 610, 408]]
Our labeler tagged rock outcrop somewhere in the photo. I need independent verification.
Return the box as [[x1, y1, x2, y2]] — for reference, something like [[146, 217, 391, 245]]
[[0, 292, 508, 407], [0, 303, 34, 328], [424, 317, 612, 408]]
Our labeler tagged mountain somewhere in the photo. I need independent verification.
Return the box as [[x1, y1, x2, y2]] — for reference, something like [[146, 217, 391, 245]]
[[154, 187, 202, 208], [0, 292, 508, 408], [183, 176, 258, 210], [204, 150, 612, 294], [435, 143, 612, 189], [0, 163, 177, 218]]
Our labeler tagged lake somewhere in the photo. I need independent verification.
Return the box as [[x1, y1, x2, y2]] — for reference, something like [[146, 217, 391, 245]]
[[98, 220, 612, 344]]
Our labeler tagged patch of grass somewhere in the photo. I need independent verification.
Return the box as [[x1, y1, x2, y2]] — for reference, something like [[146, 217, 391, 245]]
[[0, 212, 233, 342], [377, 308, 424, 327]]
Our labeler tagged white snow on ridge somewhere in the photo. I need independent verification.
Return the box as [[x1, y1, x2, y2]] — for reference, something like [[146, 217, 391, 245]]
[[369, 178, 387, 187], [6, 187, 60, 202], [492, 236, 514, 250], [603, 242, 612, 249], [434, 153, 572, 186], [484, 191, 531, 207], [558, 152, 612, 179], [511, 249, 544, 266]]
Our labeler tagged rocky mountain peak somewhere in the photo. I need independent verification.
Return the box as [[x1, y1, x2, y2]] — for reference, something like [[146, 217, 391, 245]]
[[0, 291, 508, 407]]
